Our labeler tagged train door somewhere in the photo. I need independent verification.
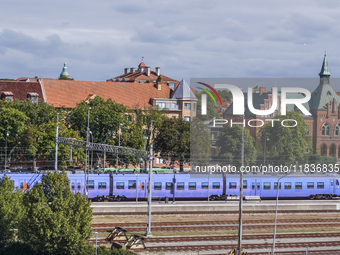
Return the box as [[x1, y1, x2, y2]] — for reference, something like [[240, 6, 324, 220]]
[[250, 179, 261, 196], [330, 179, 335, 194]]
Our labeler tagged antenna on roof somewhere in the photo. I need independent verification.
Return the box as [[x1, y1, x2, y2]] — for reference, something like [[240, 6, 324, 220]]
[[142, 56, 144, 62]]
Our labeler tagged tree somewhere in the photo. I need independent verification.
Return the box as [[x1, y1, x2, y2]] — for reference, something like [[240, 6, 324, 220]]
[[0, 175, 23, 249], [216, 125, 257, 166], [68, 97, 128, 145], [19, 171, 93, 255], [190, 118, 211, 167], [154, 117, 190, 171], [260, 111, 309, 165]]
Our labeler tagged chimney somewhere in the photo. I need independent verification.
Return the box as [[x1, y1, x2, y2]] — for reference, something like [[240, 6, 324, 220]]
[[156, 67, 160, 76], [146, 67, 151, 76], [130, 67, 135, 73], [124, 68, 129, 74]]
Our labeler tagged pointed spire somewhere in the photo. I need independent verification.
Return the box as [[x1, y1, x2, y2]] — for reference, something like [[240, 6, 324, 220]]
[[319, 54, 331, 77], [60, 63, 70, 78]]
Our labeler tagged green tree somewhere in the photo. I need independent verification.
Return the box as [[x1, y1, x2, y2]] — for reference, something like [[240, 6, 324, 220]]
[[154, 117, 190, 171], [0, 175, 23, 249], [19, 171, 93, 255], [216, 125, 257, 165], [68, 97, 128, 145], [190, 118, 211, 167], [260, 111, 309, 165]]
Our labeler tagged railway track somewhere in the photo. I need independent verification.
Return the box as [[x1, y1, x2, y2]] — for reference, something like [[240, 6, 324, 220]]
[[93, 209, 340, 216], [92, 222, 340, 233], [91, 217, 340, 228]]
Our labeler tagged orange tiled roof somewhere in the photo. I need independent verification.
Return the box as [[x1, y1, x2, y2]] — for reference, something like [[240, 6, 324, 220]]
[[0, 80, 43, 100], [41, 79, 172, 109], [110, 70, 177, 83]]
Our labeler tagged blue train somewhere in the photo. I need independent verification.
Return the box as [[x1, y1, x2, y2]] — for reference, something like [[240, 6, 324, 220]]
[[1, 172, 339, 201]]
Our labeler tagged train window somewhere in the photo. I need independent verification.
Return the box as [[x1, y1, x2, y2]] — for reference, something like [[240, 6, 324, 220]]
[[78, 182, 81, 190], [141, 182, 145, 190], [212, 182, 220, 189], [71, 182, 75, 190], [128, 181, 136, 189], [257, 183, 260, 190], [154, 182, 162, 190], [201, 182, 209, 189], [317, 182, 324, 189], [263, 182, 271, 190], [166, 182, 173, 190], [295, 182, 302, 190], [307, 182, 314, 189], [252, 182, 255, 190], [98, 182, 107, 189], [229, 182, 237, 189], [274, 182, 281, 190], [20, 182, 23, 189], [336, 180, 340, 186], [189, 182, 196, 190], [116, 182, 125, 189], [243, 180, 247, 189], [88, 180, 95, 190], [177, 182, 185, 190], [284, 182, 292, 190], [331, 180, 334, 186]]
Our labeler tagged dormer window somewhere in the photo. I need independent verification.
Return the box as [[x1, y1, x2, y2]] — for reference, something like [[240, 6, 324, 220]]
[[27, 92, 39, 104], [1, 92, 13, 102]]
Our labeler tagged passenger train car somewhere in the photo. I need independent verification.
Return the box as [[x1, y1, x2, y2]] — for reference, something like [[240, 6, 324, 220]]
[[0, 172, 339, 200]]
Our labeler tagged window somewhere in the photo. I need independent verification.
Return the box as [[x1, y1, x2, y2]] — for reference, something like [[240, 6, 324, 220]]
[[257, 183, 260, 190], [201, 182, 209, 189], [1, 92, 13, 102], [177, 182, 184, 190], [156, 102, 166, 109], [336, 180, 339, 186], [284, 182, 292, 190], [307, 182, 314, 189], [274, 182, 281, 190], [331, 180, 334, 186], [189, 182, 196, 190], [27, 92, 39, 104], [166, 182, 173, 190], [322, 123, 330, 136], [78, 182, 81, 190], [71, 182, 75, 190], [116, 182, 125, 189], [229, 182, 237, 189], [141, 182, 145, 190], [295, 182, 302, 190], [156, 157, 164, 164], [336, 124, 340, 136], [98, 182, 107, 189], [263, 182, 271, 190], [243, 180, 247, 189], [88, 180, 95, 190], [184, 103, 191, 110], [183, 116, 190, 122], [193, 103, 196, 112], [213, 182, 220, 189], [317, 182, 324, 189], [154, 182, 162, 190], [252, 182, 255, 190], [128, 181, 136, 189]]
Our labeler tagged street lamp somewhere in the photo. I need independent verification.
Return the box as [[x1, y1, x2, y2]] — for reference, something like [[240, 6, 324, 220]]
[[237, 113, 245, 255], [92, 231, 98, 255], [272, 173, 289, 255], [146, 120, 154, 237], [85, 107, 91, 198], [89, 131, 94, 172]]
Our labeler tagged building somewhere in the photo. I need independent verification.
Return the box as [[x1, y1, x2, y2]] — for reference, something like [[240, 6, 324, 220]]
[[0, 62, 197, 120], [221, 55, 340, 158]]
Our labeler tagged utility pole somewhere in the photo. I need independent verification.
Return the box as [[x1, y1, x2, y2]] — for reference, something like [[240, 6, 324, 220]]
[[55, 113, 59, 171], [237, 113, 245, 255], [146, 120, 154, 237], [116, 124, 122, 167]]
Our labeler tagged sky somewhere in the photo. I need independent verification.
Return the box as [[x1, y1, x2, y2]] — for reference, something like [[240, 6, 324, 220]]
[[1, 0, 340, 91]]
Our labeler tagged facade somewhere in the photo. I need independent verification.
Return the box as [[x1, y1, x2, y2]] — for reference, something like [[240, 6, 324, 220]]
[[221, 55, 340, 159]]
